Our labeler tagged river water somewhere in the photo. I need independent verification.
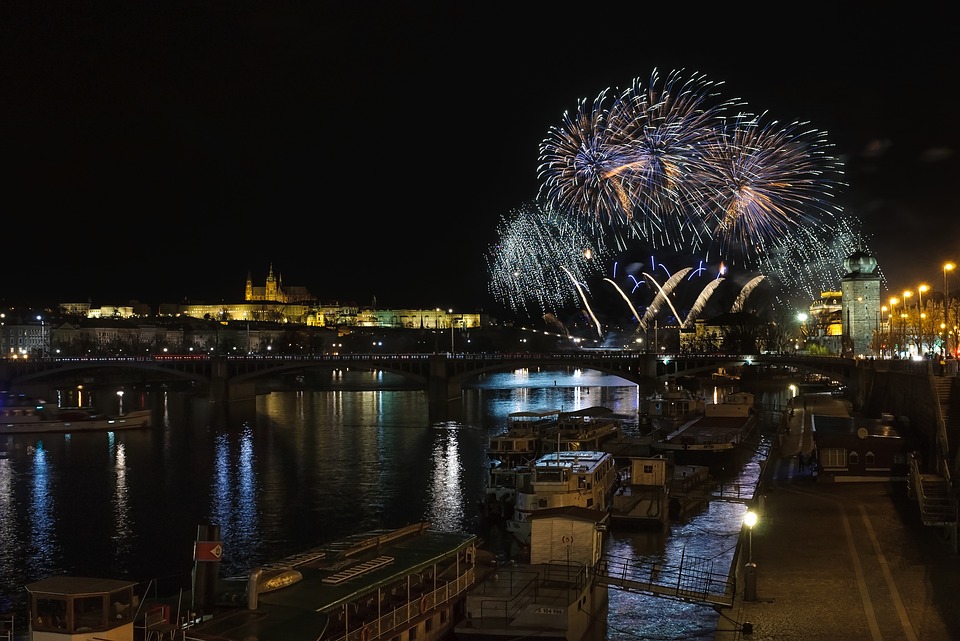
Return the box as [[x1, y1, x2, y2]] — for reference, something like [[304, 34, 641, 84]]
[[0, 367, 786, 640]]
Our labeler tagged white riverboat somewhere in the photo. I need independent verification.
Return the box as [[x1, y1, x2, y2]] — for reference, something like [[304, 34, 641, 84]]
[[505, 450, 620, 550]]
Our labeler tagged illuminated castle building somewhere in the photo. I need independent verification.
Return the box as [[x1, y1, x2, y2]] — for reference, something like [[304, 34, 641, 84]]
[[245, 264, 314, 303]]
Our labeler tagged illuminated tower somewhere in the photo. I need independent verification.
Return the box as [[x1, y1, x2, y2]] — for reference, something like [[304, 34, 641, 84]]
[[840, 250, 881, 358], [245, 271, 253, 301], [265, 263, 278, 301]]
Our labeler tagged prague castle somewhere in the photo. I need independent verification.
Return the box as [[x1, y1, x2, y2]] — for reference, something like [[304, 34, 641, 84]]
[[244, 263, 313, 304]]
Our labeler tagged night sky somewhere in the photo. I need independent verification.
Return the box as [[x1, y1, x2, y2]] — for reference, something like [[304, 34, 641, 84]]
[[4, 4, 958, 318]]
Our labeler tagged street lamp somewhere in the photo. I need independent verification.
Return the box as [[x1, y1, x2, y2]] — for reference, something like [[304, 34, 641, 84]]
[[117, 390, 125, 415], [449, 308, 455, 355], [903, 291, 913, 357], [743, 509, 759, 602], [918, 285, 929, 355], [36, 315, 45, 359], [945, 262, 955, 356], [880, 305, 888, 357], [889, 297, 899, 357]]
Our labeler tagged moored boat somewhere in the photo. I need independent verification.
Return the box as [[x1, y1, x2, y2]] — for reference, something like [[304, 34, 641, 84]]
[[610, 456, 713, 528], [650, 391, 757, 466], [0, 393, 151, 434], [641, 382, 706, 428], [455, 507, 609, 641], [504, 450, 620, 551], [541, 406, 622, 454], [486, 408, 560, 467], [20, 522, 478, 641]]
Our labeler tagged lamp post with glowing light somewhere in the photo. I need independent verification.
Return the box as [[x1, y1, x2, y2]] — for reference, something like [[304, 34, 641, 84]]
[[448, 309, 455, 355], [903, 291, 914, 357], [918, 284, 929, 354], [946, 262, 955, 356], [36, 315, 45, 359], [889, 298, 898, 357], [743, 509, 759, 601]]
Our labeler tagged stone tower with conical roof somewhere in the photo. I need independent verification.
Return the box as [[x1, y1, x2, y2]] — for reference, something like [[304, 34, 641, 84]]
[[840, 249, 881, 357]]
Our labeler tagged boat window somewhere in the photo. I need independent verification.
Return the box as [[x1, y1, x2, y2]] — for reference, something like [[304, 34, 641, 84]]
[[110, 588, 133, 623], [33, 596, 68, 632], [74, 594, 107, 632]]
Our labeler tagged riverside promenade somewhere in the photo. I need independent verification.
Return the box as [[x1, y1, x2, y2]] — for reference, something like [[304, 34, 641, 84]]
[[715, 393, 960, 641]]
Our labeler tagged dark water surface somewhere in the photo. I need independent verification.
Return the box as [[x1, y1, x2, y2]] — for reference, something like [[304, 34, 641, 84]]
[[0, 368, 786, 640]]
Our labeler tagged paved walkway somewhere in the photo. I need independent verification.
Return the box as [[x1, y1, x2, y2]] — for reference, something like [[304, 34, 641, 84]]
[[714, 392, 960, 640]]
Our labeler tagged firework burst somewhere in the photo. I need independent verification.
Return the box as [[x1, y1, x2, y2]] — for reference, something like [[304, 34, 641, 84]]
[[701, 112, 846, 265], [538, 69, 735, 250], [486, 201, 613, 316], [491, 68, 872, 333]]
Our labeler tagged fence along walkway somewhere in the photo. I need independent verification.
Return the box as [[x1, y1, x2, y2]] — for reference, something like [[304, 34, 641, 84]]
[[594, 551, 736, 608]]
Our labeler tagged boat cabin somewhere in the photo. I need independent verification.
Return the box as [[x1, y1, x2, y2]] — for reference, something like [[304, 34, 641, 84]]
[[24, 576, 137, 640]]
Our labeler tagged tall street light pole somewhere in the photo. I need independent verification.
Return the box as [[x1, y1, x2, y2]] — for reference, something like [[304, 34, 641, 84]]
[[36, 315, 44, 358], [918, 284, 928, 355], [449, 308, 455, 355], [743, 510, 758, 602], [889, 297, 898, 358], [945, 262, 955, 356], [903, 290, 913, 357]]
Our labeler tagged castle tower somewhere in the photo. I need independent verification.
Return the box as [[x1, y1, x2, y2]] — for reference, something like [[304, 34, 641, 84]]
[[265, 263, 278, 301], [840, 249, 881, 357], [245, 271, 253, 301]]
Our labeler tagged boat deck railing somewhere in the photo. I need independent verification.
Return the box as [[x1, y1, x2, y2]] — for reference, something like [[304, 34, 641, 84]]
[[594, 552, 735, 608], [332, 567, 475, 641], [467, 561, 587, 628]]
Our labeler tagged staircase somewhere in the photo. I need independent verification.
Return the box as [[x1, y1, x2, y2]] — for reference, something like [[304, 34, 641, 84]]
[[908, 377, 959, 527], [915, 472, 957, 525]]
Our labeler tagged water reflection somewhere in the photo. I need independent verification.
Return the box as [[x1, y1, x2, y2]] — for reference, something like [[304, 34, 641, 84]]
[[427, 422, 467, 532], [0, 368, 789, 641], [110, 435, 133, 566], [28, 442, 57, 576]]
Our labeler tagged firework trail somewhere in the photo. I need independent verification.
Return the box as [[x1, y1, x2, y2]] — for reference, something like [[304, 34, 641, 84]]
[[543, 313, 569, 336], [562, 267, 603, 338], [640, 268, 692, 327], [682, 277, 725, 328], [730, 275, 767, 313], [701, 113, 846, 266], [604, 277, 646, 330], [486, 202, 612, 316]]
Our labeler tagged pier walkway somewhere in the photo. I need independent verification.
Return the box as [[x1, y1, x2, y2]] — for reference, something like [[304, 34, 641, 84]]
[[714, 393, 960, 640]]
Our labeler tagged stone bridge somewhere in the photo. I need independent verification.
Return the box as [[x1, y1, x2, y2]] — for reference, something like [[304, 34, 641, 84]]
[[0, 352, 862, 404]]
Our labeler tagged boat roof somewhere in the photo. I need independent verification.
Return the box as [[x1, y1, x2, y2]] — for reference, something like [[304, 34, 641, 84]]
[[532, 450, 612, 468], [26, 576, 137, 596], [559, 406, 614, 419], [509, 409, 561, 418], [213, 523, 475, 617]]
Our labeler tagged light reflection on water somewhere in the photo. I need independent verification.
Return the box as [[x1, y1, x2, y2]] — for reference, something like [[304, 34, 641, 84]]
[[0, 367, 785, 640]]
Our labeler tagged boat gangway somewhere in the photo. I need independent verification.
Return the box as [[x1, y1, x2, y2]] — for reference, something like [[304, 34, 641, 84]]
[[594, 552, 736, 608]]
